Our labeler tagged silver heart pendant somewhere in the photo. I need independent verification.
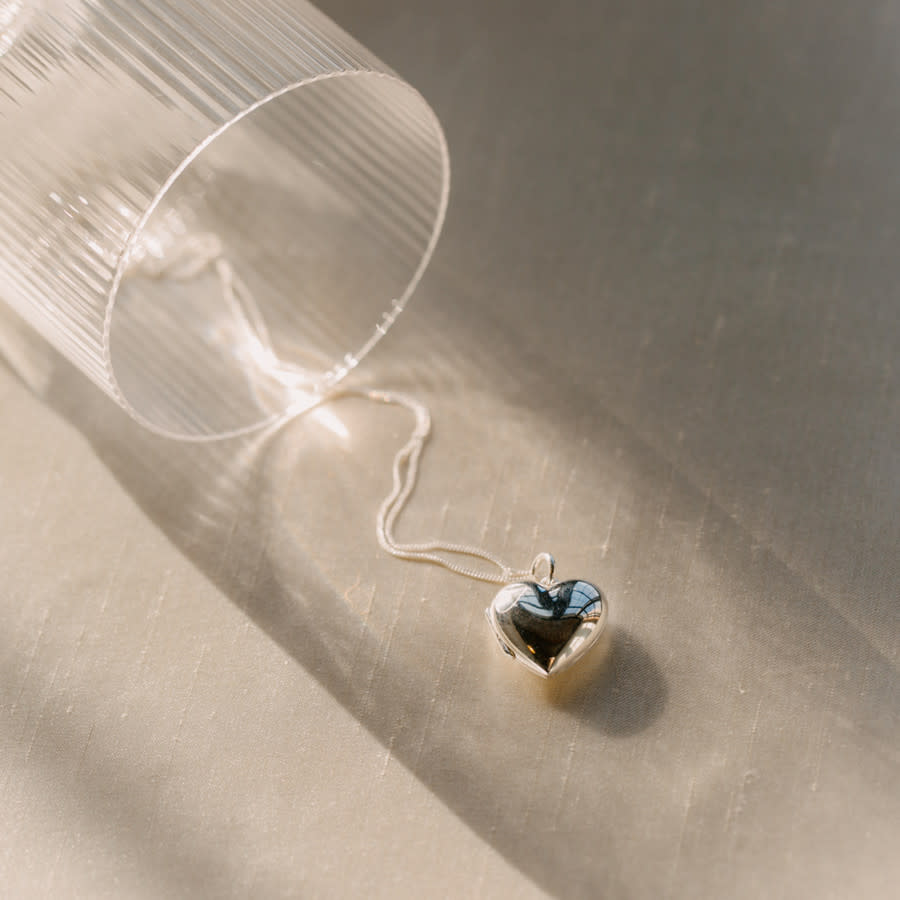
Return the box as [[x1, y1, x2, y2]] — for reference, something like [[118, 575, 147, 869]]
[[487, 578, 608, 677]]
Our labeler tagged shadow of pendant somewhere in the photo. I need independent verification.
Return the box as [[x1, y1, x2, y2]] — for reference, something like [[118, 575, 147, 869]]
[[486, 579, 608, 677]]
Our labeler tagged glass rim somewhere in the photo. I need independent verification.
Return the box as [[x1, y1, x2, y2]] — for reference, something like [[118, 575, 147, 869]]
[[104, 68, 451, 442]]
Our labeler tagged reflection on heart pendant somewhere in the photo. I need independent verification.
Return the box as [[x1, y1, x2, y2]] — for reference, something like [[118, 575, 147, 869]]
[[486, 579, 608, 677]]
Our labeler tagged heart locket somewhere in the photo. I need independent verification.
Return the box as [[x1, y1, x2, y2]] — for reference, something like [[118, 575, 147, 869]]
[[487, 575, 608, 677]]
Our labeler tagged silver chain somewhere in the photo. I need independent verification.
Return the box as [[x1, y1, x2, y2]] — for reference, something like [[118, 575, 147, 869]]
[[125, 233, 556, 587], [339, 386, 538, 585]]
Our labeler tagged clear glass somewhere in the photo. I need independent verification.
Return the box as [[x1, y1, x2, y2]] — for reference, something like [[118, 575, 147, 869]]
[[0, 0, 449, 439]]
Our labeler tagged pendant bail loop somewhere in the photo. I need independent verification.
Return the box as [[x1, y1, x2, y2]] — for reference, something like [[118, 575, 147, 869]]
[[530, 552, 556, 586]]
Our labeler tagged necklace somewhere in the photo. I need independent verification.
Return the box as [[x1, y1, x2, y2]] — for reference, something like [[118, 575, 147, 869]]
[[126, 234, 609, 678], [347, 387, 608, 678]]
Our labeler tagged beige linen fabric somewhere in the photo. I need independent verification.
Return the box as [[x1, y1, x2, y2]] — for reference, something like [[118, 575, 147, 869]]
[[0, 0, 897, 896]]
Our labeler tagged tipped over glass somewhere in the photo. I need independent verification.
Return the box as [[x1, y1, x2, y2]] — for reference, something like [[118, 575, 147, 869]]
[[0, 0, 449, 439]]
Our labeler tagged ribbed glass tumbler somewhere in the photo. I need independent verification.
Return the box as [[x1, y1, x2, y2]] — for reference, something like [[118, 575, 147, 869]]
[[0, 0, 449, 438]]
